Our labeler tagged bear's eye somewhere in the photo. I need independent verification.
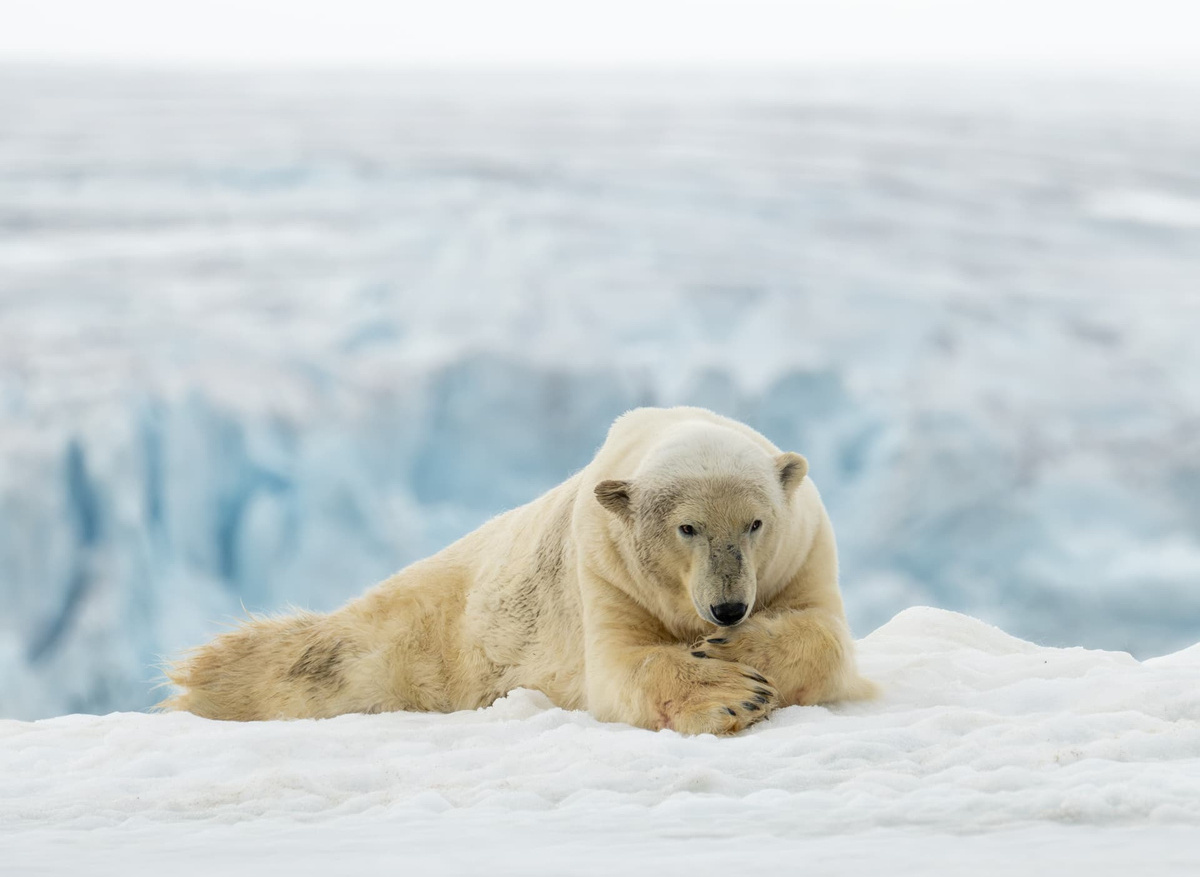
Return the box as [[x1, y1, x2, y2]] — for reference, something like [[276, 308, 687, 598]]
[[679, 524, 696, 537], [750, 519, 763, 532]]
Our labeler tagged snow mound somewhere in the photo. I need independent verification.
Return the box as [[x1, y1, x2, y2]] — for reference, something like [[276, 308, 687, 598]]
[[2, 608, 1198, 875]]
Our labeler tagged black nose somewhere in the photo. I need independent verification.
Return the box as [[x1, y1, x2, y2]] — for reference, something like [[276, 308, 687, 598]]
[[710, 602, 747, 626]]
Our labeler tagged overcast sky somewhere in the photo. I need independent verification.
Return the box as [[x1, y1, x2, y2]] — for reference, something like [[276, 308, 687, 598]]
[[2, 0, 1198, 72]]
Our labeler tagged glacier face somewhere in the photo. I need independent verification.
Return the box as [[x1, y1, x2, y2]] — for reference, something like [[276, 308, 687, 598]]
[[1, 69, 1199, 719]]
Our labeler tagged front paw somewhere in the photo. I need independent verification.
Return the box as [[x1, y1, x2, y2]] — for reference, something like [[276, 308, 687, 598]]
[[661, 654, 778, 735], [692, 615, 773, 664], [694, 615, 824, 707]]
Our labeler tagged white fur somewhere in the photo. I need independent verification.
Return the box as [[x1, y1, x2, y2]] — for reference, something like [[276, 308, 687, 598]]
[[163, 407, 876, 734]]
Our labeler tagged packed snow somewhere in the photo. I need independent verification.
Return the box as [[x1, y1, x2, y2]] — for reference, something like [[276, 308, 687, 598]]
[[2, 608, 1198, 875], [1, 69, 1200, 719]]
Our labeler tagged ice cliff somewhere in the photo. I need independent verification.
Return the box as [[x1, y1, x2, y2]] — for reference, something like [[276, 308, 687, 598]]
[[1, 69, 1199, 717]]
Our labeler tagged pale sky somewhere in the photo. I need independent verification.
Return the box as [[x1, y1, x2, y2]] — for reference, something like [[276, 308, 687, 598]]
[[2, 0, 1198, 72]]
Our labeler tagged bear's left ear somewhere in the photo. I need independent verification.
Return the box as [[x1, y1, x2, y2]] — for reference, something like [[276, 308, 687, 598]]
[[775, 452, 808, 493], [594, 480, 634, 521]]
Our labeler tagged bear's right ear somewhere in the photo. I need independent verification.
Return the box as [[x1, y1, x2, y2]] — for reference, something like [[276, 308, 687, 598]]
[[594, 480, 633, 520]]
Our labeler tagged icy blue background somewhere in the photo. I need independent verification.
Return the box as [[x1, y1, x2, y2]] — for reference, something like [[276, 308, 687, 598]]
[[2, 68, 1199, 718]]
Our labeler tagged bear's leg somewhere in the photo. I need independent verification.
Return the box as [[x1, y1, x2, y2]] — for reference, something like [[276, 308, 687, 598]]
[[581, 578, 779, 735], [161, 563, 477, 721], [695, 607, 878, 707], [598, 642, 781, 734], [159, 610, 426, 721]]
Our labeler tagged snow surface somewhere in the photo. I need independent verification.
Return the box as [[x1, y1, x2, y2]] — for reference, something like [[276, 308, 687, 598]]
[[3, 608, 1199, 875], [1, 68, 1200, 719]]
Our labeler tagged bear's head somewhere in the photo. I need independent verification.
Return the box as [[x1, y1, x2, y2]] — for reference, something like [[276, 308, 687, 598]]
[[593, 428, 807, 628]]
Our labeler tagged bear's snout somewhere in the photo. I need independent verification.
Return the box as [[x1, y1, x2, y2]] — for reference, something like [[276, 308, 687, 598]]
[[710, 602, 748, 626]]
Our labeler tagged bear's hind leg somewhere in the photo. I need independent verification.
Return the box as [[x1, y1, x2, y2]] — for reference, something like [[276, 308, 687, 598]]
[[160, 612, 392, 721]]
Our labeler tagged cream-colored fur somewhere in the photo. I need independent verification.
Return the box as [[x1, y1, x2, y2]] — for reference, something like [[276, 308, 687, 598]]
[[162, 407, 876, 734]]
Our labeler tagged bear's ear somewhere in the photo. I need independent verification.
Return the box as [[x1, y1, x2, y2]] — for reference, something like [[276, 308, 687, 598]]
[[775, 453, 808, 493], [594, 480, 633, 520]]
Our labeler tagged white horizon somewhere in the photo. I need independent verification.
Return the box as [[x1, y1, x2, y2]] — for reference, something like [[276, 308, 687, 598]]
[[2, 0, 1199, 74]]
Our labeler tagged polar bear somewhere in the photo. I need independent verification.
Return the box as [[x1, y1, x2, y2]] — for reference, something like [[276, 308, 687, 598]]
[[162, 406, 875, 734]]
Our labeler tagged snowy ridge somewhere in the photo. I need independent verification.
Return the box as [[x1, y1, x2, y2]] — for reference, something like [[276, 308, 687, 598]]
[[3, 608, 1198, 874]]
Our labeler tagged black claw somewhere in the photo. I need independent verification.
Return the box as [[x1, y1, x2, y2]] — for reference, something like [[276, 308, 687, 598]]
[[753, 694, 768, 704], [723, 707, 737, 716], [691, 651, 709, 659], [742, 701, 760, 711], [753, 687, 772, 699], [744, 672, 769, 685], [706, 638, 727, 644]]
